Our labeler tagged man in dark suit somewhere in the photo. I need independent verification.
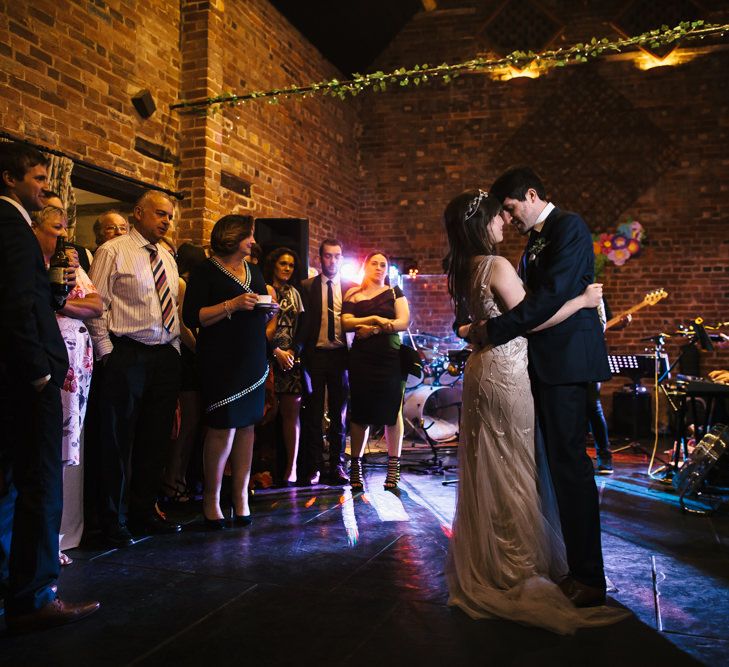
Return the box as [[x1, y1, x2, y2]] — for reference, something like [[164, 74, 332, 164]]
[[483, 167, 611, 607], [0, 142, 99, 633], [299, 239, 356, 486]]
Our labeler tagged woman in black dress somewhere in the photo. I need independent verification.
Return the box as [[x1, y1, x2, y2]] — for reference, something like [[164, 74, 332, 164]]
[[264, 247, 305, 486], [183, 215, 269, 529], [342, 252, 410, 491]]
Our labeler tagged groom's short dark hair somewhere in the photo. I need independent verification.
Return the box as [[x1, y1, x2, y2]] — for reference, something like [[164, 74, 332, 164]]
[[490, 166, 547, 203]]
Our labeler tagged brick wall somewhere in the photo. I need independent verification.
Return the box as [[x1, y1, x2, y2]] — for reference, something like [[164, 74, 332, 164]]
[[359, 2, 729, 408], [2, 0, 728, 397], [0, 0, 181, 190], [209, 0, 362, 260], [0, 0, 362, 264]]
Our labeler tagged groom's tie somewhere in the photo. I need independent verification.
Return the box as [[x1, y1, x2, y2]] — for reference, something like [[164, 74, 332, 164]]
[[518, 230, 538, 281]]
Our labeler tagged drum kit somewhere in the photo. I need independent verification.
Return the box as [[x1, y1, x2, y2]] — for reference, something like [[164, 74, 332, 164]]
[[402, 332, 470, 447]]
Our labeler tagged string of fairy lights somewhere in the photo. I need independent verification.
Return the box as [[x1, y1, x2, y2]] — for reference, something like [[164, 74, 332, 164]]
[[170, 20, 728, 115]]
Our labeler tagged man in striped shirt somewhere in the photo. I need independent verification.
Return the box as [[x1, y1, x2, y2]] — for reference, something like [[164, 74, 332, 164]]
[[88, 190, 182, 547]]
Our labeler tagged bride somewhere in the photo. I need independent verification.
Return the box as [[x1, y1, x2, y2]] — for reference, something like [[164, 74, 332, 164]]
[[443, 189, 629, 634]]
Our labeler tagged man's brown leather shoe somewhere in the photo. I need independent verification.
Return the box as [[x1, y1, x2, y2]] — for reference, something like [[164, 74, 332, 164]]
[[6, 598, 100, 634], [558, 576, 606, 608]]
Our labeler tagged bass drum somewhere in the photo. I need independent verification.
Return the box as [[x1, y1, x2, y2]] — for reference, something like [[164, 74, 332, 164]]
[[403, 384, 461, 443], [405, 372, 423, 391], [433, 366, 462, 387]]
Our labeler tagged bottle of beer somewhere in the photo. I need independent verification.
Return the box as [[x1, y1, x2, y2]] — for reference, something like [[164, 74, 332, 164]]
[[48, 236, 70, 297]]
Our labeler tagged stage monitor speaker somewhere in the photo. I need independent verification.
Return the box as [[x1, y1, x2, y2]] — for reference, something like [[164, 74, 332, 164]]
[[254, 218, 309, 282], [673, 423, 729, 515], [612, 390, 651, 438]]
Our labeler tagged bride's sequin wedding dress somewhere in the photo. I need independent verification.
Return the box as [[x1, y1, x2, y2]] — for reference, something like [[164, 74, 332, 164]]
[[446, 256, 629, 634]]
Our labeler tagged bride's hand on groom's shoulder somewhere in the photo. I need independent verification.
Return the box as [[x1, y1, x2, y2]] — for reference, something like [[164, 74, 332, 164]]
[[582, 283, 603, 309]]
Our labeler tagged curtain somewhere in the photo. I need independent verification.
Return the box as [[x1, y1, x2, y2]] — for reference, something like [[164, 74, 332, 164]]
[[44, 153, 77, 237]]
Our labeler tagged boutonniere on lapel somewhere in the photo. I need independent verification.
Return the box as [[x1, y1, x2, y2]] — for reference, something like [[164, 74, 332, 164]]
[[527, 237, 549, 264]]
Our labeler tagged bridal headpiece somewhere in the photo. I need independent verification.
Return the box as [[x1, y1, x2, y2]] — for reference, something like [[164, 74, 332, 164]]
[[464, 189, 488, 221]]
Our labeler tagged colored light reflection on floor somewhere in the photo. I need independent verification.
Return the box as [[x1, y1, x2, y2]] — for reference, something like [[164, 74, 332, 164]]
[[339, 488, 359, 546], [366, 488, 410, 522]]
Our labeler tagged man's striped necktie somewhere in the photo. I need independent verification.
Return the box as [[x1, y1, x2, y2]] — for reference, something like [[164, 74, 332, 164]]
[[146, 244, 175, 332]]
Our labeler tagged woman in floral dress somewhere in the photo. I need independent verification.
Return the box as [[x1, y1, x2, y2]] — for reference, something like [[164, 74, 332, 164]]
[[33, 206, 102, 558]]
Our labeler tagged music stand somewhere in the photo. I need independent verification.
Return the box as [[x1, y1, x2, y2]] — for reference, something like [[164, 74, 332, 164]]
[[610, 351, 669, 463]]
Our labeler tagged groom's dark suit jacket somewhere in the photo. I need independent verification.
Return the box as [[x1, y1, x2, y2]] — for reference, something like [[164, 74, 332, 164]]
[[487, 207, 610, 385]]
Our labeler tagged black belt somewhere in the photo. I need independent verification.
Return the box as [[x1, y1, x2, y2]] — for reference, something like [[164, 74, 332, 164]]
[[110, 334, 173, 350]]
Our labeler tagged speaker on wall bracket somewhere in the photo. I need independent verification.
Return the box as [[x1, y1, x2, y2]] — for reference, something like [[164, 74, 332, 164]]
[[132, 89, 156, 119]]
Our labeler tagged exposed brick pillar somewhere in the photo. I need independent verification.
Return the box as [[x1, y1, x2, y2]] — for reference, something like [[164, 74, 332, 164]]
[[177, 0, 224, 244]]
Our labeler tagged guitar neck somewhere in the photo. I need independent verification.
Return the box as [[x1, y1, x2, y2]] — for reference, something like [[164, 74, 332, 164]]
[[605, 302, 649, 330]]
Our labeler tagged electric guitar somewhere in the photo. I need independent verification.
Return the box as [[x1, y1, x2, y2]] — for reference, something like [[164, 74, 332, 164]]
[[605, 288, 668, 330]]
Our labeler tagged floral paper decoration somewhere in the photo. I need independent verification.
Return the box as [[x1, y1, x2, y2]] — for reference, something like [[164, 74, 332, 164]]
[[593, 218, 646, 276]]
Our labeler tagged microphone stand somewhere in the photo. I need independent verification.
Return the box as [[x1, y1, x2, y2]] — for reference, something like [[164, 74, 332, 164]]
[[611, 333, 670, 465], [652, 321, 714, 482]]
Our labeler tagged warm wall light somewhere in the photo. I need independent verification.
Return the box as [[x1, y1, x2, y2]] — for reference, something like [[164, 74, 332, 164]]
[[490, 62, 542, 81], [634, 49, 697, 70]]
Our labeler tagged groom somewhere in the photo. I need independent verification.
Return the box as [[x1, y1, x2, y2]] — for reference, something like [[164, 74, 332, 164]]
[[483, 167, 611, 606]]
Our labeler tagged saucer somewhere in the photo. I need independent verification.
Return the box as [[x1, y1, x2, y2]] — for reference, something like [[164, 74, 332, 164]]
[[254, 302, 279, 311]]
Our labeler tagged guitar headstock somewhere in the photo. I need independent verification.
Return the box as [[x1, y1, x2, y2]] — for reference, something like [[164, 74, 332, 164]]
[[643, 288, 668, 306]]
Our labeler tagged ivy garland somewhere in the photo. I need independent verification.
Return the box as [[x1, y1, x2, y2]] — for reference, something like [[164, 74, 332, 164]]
[[171, 20, 727, 115]]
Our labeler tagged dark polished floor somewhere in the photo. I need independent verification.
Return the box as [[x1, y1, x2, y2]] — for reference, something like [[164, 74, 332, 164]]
[[1, 448, 727, 666]]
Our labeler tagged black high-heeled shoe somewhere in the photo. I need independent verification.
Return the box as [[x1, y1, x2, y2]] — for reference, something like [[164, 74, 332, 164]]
[[233, 514, 252, 527], [384, 456, 401, 491], [203, 516, 227, 531], [350, 457, 364, 491]]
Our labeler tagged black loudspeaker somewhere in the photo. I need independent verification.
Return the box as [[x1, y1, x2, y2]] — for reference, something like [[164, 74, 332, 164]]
[[132, 89, 156, 119], [612, 389, 652, 437], [254, 218, 309, 282]]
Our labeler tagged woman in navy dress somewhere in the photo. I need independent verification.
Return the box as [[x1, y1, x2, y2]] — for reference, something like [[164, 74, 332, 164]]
[[342, 252, 410, 491], [183, 215, 268, 529]]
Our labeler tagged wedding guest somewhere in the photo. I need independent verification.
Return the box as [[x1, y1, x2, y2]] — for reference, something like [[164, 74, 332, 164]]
[[264, 247, 305, 486], [590, 298, 631, 475], [298, 240, 356, 486], [88, 190, 182, 546], [0, 141, 99, 633], [82, 208, 130, 532], [247, 242, 263, 265], [182, 215, 268, 529], [161, 243, 207, 503], [39, 190, 93, 272], [159, 235, 177, 259], [92, 210, 128, 250], [32, 206, 102, 562], [342, 252, 410, 491]]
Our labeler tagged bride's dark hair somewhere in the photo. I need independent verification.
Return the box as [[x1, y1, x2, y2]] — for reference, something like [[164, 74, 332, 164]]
[[443, 189, 502, 305]]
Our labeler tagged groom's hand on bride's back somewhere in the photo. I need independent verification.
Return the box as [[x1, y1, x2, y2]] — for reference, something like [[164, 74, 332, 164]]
[[468, 320, 489, 347]]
